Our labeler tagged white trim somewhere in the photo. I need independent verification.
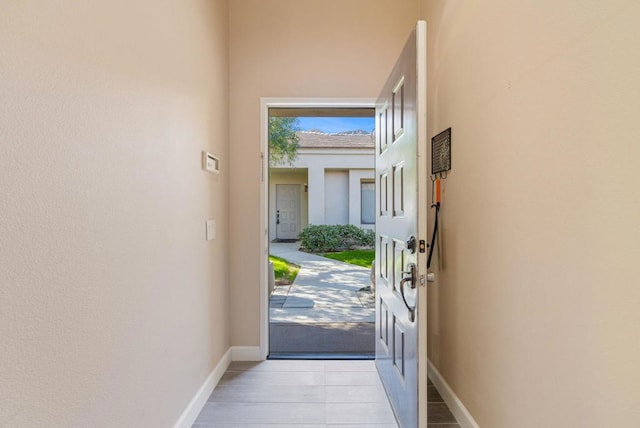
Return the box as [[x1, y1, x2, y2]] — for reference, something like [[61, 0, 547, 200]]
[[173, 345, 265, 428], [173, 348, 231, 428], [259, 97, 376, 360], [416, 19, 430, 428], [231, 346, 262, 361], [260, 100, 269, 360], [428, 360, 480, 428]]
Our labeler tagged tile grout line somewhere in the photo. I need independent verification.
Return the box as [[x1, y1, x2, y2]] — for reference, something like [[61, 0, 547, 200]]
[[324, 366, 328, 426], [193, 360, 400, 427]]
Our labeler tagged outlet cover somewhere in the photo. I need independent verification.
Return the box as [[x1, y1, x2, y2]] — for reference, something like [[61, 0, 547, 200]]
[[206, 219, 216, 241]]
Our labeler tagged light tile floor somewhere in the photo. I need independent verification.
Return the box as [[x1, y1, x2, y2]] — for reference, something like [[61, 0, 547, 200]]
[[427, 380, 461, 427], [192, 360, 398, 427]]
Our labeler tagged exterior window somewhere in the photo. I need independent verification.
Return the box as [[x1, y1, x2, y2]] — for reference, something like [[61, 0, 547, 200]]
[[361, 180, 375, 224]]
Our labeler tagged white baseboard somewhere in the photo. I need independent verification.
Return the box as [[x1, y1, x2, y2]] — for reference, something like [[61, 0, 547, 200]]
[[231, 346, 262, 361], [428, 360, 480, 428], [173, 348, 231, 428], [174, 346, 264, 428]]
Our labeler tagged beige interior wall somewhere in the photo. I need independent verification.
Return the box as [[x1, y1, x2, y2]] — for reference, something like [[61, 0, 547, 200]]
[[228, 0, 420, 346], [0, 1, 230, 426], [420, 0, 640, 426]]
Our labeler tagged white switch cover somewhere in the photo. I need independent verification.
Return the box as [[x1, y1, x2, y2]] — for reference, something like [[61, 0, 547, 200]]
[[202, 151, 220, 174], [206, 219, 216, 241]]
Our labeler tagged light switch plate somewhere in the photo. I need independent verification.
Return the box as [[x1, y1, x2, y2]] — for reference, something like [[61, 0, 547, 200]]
[[206, 219, 216, 241], [202, 151, 220, 174]]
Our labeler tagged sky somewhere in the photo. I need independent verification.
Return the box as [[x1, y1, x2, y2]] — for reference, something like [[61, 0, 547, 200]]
[[295, 117, 375, 134]]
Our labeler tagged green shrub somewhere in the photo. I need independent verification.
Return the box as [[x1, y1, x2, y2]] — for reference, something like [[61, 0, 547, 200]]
[[299, 224, 375, 252]]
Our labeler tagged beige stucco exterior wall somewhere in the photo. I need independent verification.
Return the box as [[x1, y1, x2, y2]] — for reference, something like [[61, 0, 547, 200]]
[[269, 149, 375, 241], [229, 0, 420, 346], [420, 0, 640, 426], [0, 1, 230, 426]]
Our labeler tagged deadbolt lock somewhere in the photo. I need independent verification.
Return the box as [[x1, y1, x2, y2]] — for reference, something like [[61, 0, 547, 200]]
[[406, 236, 417, 254]]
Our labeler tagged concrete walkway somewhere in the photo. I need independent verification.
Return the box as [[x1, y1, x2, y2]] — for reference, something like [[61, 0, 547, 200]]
[[269, 242, 374, 323]]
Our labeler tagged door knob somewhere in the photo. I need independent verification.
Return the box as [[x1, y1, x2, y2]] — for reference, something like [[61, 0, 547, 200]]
[[399, 262, 417, 322], [400, 263, 417, 290]]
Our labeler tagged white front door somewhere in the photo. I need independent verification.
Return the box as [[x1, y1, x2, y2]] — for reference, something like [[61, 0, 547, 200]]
[[276, 184, 301, 240], [375, 21, 428, 428]]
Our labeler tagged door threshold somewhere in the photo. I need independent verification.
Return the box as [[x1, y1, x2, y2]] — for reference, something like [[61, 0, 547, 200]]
[[268, 353, 375, 360]]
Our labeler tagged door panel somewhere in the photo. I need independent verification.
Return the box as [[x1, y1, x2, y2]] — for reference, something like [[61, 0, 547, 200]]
[[276, 184, 300, 240], [375, 21, 427, 428]]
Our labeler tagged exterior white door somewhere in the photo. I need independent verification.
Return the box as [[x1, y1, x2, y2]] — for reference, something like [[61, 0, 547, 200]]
[[276, 184, 301, 240], [375, 21, 428, 428]]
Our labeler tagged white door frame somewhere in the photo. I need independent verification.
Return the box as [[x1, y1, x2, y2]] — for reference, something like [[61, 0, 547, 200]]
[[259, 97, 376, 359]]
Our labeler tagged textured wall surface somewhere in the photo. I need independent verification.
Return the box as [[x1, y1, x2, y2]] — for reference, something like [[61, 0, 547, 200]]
[[0, 1, 230, 426], [4, 0, 637, 426], [420, 0, 640, 426]]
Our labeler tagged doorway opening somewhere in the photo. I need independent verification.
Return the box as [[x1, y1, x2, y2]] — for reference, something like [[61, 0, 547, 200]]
[[262, 100, 377, 359]]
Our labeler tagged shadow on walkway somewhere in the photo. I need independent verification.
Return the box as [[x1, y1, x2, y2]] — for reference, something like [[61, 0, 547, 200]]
[[269, 242, 374, 357]]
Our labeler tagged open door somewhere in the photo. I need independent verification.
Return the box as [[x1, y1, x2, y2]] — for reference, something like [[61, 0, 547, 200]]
[[375, 21, 428, 428]]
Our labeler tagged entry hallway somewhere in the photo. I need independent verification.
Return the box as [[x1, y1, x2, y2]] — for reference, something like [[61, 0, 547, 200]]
[[191, 360, 398, 427]]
